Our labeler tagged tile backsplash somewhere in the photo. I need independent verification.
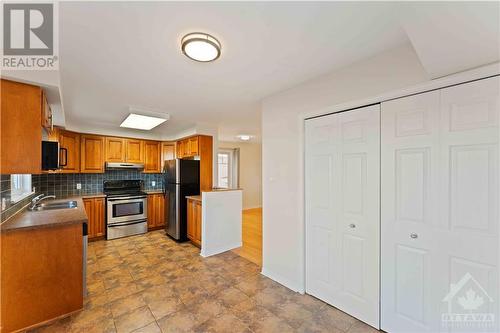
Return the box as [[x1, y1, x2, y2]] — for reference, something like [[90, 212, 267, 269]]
[[37, 170, 163, 197], [0, 170, 163, 222]]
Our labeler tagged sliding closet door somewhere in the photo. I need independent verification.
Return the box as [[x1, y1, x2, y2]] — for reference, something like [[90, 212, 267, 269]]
[[381, 77, 499, 332], [305, 105, 380, 329]]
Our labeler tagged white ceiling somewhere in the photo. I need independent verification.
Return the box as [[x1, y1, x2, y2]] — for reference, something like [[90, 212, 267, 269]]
[[36, 1, 499, 141], [59, 2, 409, 141]]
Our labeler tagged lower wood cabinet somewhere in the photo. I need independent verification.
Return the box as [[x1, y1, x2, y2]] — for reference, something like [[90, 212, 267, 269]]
[[147, 193, 165, 229], [83, 197, 105, 240], [187, 198, 202, 247]]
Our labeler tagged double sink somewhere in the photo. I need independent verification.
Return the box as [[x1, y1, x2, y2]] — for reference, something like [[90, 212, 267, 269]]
[[30, 200, 78, 211]]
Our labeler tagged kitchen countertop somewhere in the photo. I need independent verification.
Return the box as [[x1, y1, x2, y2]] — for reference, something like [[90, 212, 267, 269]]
[[186, 195, 201, 202], [1, 197, 88, 233], [145, 190, 164, 195]]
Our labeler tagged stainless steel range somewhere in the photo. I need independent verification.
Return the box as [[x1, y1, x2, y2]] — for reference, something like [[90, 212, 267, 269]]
[[104, 180, 148, 240]]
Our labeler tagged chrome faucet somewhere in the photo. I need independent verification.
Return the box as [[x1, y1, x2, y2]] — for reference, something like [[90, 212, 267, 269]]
[[28, 194, 56, 211]]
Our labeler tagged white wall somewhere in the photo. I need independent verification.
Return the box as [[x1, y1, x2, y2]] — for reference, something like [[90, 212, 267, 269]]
[[219, 141, 262, 210], [261, 44, 429, 291]]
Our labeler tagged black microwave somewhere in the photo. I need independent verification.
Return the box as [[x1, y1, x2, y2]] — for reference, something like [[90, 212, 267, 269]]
[[42, 141, 67, 170]]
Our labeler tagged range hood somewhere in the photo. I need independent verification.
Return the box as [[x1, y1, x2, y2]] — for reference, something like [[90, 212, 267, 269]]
[[105, 162, 144, 170]]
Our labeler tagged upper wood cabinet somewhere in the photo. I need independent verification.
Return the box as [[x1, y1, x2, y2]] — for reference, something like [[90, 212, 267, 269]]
[[126, 139, 144, 163], [105, 137, 126, 162], [176, 135, 213, 191], [41, 91, 53, 130], [176, 136, 200, 158], [80, 135, 105, 173], [144, 141, 161, 173], [59, 130, 81, 173], [1, 79, 42, 174], [161, 143, 175, 170]]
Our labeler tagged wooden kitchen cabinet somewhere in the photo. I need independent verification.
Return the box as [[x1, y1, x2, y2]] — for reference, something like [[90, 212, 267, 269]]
[[59, 130, 81, 173], [176, 136, 199, 158], [0, 79, 42, 174], [161, 142, 175, 170], [188, 137, 199, 156], [144, 141, 161, 173], [105, 137, 126, 162], [80, 134, 105, 173], [187, 198, 202, 247], [41, 91, 53, 130], [83, 197, 105, 240], [126, 139, 144, 163], [147, 193, 165, 229], [175, 135, 213, 191]]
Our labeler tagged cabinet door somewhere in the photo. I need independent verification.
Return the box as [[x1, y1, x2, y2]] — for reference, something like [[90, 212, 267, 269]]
[[147, 195, 156, 229], [81, 135, 105, 173], [194, 201, 202, 245], [144, 141, 161, 173], [126, 139, 144, 163], [188, 137, 199, 156], [93, 198, 105, 238], [105, 137, 125, 162], [85, 198, 105, 239], [1, 79, 42, 174], [187, 200, 195, 240], [41, 91, 52, 130], [156, 195, 165, 227], [59, 130, 81, 173], [176, 140, 185, 158], [161, 143, 175, 170]]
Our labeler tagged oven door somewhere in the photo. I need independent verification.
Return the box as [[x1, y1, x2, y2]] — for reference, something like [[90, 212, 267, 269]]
[[107, 196, 147, 224]]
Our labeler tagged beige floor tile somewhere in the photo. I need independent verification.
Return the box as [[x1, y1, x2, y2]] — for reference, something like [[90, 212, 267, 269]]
[[106, 282, 140, 302], [156, 308, 202, 333], [147, 295, 184, 320], [217, 287, 252, 308], [131, 322, 161, 333], [347, 321, 381, 333], [194, 313, 251, 333], [314, 306, 358, 332], [113, 306, 155, 333], [109, 292, 146, 318]]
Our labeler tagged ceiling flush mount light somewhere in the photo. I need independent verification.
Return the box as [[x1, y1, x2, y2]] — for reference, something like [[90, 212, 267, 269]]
[[120, 113, 168, 130], [237, 135, 251, 141], [181, 32, 221, 62]]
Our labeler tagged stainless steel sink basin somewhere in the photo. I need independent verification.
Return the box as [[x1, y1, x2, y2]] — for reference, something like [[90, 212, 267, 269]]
[[32, 200, 78, 211]]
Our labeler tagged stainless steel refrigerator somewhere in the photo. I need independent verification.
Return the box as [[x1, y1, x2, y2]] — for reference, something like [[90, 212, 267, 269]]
[[163, 159, 200, 241]]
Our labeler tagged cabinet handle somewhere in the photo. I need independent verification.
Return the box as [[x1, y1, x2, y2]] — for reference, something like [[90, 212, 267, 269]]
[[410, 233, 418, 239], [349, 223, 356, 229], [60, 148, 68, 167]]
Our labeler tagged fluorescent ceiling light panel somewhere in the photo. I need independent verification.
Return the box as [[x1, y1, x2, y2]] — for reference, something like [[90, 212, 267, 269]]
[[120, 113, 168, 130]]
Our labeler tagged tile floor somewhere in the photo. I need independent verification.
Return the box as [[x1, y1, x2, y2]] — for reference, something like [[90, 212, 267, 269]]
[[31, 230, 378, 333]]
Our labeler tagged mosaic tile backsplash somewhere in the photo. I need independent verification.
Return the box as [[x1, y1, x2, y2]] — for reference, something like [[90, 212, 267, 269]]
[[0, 170, 163, 222]]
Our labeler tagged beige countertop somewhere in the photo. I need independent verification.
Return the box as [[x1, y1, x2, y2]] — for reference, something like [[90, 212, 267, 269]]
[[145, 190, 164, 195], [1, 197, 88, 233]]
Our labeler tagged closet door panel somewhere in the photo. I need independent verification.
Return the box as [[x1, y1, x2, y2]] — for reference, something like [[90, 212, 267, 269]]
[[381, 76, 499, 333], [306, 104, 380, 329]]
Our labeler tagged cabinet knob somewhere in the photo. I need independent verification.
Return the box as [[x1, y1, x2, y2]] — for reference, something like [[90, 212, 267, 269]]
[[410, 233, 418, 239]]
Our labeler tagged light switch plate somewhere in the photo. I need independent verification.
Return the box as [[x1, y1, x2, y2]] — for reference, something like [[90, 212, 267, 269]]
[[76, 183, 82, 190], [152, 181, 156, 187]]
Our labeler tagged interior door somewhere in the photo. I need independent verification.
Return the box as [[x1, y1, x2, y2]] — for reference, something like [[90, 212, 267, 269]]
[[305, 104, 380, 329], [381, 76, 499, 332]]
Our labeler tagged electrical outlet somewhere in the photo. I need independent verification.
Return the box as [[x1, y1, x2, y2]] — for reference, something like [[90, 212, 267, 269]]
[[1, 198, 6, 211], [76, 183, 82, 190], [152, 181, 156, 187]]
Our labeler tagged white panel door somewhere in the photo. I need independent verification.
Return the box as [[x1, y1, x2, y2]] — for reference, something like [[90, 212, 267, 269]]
[[305, 105, 380, 329], [381, 76, 499, 333]]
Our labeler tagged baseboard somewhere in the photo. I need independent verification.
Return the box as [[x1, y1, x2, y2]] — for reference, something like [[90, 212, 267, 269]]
[[261, 266, 305, 293], [201, 242, 242, 257]]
